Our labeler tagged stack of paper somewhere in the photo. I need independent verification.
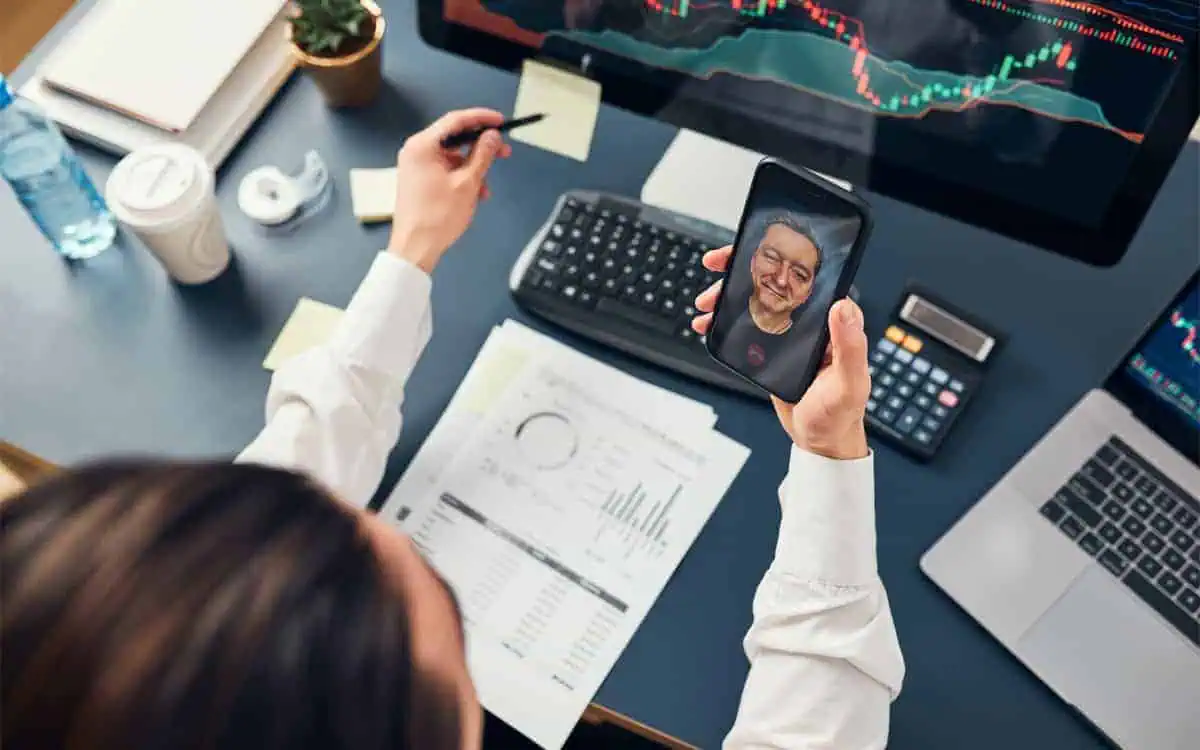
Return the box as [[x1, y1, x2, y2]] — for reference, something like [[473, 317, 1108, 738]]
[[380, 320, 750, 750]]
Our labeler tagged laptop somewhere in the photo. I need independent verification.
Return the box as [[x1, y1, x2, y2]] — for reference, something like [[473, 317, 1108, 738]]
[[921, 272, 1200, 750]]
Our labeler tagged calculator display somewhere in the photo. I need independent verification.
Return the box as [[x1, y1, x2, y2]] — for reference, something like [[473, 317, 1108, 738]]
[[900, 295, 994, 363]]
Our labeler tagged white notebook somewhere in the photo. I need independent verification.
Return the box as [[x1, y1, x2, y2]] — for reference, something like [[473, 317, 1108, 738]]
[[40, 0, 285, 133]]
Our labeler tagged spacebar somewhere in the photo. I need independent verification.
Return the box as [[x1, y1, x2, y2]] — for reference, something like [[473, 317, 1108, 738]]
[[596, 298, 676, 335], [1122, 570, 1200, 646]]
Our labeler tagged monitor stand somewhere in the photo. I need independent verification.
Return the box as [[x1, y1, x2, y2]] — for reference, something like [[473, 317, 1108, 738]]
[[640, 129, 852, 231]]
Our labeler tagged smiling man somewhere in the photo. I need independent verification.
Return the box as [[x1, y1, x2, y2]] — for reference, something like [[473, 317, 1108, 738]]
[[748, 215, 823, 335]]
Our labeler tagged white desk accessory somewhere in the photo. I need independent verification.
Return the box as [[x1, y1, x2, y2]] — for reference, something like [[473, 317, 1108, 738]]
[[238, 151, 331, 228]]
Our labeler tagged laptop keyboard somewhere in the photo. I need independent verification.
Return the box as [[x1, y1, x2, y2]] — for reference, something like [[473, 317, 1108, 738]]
[[1040, 437, 1200, 646]]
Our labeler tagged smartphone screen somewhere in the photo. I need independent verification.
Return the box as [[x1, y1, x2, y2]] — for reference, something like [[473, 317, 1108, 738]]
[[706, 161, 870, 402]]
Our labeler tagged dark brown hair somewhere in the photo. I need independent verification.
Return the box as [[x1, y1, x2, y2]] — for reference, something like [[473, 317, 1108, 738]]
[[1, 460, 460, 750]]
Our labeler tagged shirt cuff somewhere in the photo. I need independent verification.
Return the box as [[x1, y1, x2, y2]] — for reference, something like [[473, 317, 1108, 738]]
[[774, 446, 878, 586], [329, 252, 433, 381]]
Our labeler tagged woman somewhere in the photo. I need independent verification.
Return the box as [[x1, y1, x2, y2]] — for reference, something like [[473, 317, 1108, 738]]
[[1, 109, 903, 750]]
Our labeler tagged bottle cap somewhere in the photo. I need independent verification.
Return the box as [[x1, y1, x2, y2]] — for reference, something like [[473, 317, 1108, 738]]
[[0, 75, 13, 110], [106, 144, 213, 233]]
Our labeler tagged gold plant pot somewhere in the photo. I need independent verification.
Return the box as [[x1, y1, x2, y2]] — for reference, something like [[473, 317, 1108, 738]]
[[289, 0, 385, 108]]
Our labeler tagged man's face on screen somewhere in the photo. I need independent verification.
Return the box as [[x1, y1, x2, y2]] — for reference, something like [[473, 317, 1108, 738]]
[[749, 223, 820, 317]]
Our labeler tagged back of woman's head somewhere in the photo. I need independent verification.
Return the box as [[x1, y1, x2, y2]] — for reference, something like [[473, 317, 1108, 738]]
[[1, 460, 460, 750]]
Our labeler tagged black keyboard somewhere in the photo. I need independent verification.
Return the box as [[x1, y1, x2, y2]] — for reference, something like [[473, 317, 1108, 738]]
[[510, 191, 760, 396], [1039, 437, 1200, 646]]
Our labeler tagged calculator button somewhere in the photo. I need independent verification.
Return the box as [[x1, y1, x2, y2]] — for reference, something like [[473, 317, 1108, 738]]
[[923, 382, 940, 397], [901, 335, 923, 354], [912, 358, 931, 374], [938, 390, 959, 408], [914, 429, 933, 444], [896, 407, 922, 434], [897, 384, 914, 398], [895, 350, 914, 364], [866, 399, 877, 413], [950, 379, 965, 393], [871, 386, 887, 400], [915, 395, 932, 409], [867, 365, 876, 377], [885, 326, 906, 343], [932, 405, 950, 419], [888, 362, 904, 375], [887, 396, 905, 411], [930, 368, 950, 385], [904, 371, 922, 386], [878, 339, 898, 354], [879, 373, 895, 387], [921, 416, 941, 432], [870, 350, 887, 365], [877, 407, 897, 424]]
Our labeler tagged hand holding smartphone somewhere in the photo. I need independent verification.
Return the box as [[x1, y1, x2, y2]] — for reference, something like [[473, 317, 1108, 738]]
[[701, 159, 873, 403]]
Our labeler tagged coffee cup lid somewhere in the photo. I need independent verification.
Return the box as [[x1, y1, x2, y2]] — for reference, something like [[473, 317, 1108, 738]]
[[106, 145, 212, 231]]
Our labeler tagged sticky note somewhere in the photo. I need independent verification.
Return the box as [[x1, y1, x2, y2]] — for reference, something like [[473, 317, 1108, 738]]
[[263, 298, 345, 371], [510, 59, 601, 162], [459, 344, 531, 414], [349, 167, 396, 223]]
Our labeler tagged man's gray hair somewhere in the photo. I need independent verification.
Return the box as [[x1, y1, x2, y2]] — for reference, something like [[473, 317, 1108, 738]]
[[760, 213, 823, 275]]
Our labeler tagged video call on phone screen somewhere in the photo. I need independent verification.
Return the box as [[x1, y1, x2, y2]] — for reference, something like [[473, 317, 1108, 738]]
[[708, 165, 864, 398]]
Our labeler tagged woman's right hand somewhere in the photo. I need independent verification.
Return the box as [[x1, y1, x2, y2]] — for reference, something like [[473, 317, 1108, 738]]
[[692, 246, 872, 461], [387, 108, 513, 273]]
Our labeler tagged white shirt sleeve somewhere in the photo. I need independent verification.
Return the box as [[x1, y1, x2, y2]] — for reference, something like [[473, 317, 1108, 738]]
[[723, 447, 905, 750], [236, 253, 432, 508]]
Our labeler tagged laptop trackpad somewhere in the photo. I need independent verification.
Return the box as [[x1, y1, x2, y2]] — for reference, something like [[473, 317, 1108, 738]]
[[1019, 567, 1200, 750]]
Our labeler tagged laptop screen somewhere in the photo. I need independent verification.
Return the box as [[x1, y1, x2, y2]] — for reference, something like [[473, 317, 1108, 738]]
[[1125, 280, 1200, 430]]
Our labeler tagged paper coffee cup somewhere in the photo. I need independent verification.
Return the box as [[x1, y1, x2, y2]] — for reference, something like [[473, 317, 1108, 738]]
[[106, 145, 230, 284]]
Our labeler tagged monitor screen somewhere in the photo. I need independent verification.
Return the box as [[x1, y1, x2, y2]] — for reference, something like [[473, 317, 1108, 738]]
[[1125, 280, 1200, 430], [429, 1, 1198, 264]]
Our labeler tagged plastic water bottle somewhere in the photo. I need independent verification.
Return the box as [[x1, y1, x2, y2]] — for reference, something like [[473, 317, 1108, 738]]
[[0, 74, 115, 259]]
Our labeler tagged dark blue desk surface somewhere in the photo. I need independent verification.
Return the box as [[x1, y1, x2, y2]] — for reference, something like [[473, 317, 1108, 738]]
[[3, 2, 1197, 747]]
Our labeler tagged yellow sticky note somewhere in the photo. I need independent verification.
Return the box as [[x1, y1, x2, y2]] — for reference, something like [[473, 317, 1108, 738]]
[[263, 298, 345, 371], [510, 59, 601, 162], [459, 344, 530, 414], [349, 167, 396, 223]]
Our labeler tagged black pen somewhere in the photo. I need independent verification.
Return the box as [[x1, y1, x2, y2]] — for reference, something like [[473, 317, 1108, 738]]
[[441, 113, 547, 149]]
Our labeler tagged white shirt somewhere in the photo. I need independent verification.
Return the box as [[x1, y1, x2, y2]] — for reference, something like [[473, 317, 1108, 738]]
[[238, 252, 905, 749]]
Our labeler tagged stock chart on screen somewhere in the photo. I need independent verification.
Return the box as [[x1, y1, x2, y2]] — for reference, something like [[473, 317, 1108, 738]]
[[450, 0, 1193, 226], [1128, 283, 1200, 428]]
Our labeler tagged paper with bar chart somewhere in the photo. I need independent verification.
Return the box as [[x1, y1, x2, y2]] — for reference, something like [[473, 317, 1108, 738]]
[[391, 349, 748, 749]]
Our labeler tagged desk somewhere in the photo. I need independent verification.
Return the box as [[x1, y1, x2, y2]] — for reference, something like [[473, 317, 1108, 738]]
[[2, 1, 1198, 747]]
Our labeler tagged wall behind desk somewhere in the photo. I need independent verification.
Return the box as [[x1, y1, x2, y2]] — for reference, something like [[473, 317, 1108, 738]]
[[0, 0, 75, 75]]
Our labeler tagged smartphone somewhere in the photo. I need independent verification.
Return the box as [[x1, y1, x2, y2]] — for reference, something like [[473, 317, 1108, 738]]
[[705, 159, 873, 403]]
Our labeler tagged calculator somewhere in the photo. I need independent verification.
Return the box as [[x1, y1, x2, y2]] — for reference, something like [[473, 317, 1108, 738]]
[[866, 287, 1002, 460]]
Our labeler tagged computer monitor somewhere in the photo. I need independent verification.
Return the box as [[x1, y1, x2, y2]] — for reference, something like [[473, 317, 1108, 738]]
[[420, 1, 1198, 266]]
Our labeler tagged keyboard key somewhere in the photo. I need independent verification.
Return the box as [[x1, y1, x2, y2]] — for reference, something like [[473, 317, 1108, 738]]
[[1117, 538, 1142, 562], [895, 407, 922, 434], [1099, 549, 1128, 577], [1040, 499, 1067, 523], [1137, 554, 1162, 578], [912, 358, 931, 374], [930, 368, 949, 384], [1095, 443, 1120, 466], [1120, 516, 1146, 538], [596, 298, 675, 335], [1179, 589, 1200, 615], [1078, 533, 1103, 557], [1183, 565, 1200, 589], [1152, 489, 1179, 514], [1150, 514, 1174, 536], [1174, 506, 1197, 530], [1170, 530, 1194, 553], [1067, 477, 1107, 508], [1102, 500, 1127, 522], [1079, 460, 1116, 489], [1133, 474, 1159, 497], [1160, 572, 1183, 597], [1122, 570, 1199, 645], [1113, 461, 1138, 482], [1112, 483, 1134, 503], [578, 290, 596, 309], [1144, 532, 1166, 556], [1098, 522, 1122, 544], [1163, 548, 1187, 572], [1131, 498, 1155, 520], [1059, 488, 1102, 527], [1192, 546, 1200, 566], [1060, 515, 1085, 539]]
